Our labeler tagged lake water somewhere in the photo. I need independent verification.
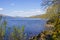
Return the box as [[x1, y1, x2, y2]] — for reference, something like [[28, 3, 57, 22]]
[[1, 17, 47, 40]]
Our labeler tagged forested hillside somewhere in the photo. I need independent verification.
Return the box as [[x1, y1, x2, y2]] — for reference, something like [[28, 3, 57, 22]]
[[31, 13, 57, 19]]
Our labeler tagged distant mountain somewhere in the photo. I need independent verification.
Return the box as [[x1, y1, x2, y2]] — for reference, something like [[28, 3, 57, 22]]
[[0, 14, 43, 20]]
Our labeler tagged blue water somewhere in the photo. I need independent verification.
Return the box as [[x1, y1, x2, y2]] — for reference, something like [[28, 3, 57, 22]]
[[1, 17, 47, 40]]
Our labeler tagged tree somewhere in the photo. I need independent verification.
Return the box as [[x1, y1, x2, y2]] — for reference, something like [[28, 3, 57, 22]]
[[41, 0, 60, 40]]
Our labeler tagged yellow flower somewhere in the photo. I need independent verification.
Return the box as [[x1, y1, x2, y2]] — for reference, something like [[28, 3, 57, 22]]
[[53, 35, 56, 38], [53, 32, 57, 34], [58, 31, 60, 33]]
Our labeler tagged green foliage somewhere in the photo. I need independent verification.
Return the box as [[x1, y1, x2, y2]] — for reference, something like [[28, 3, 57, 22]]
[[30, 0, 60, 40], [11, 26, 26, 40], [0, 16, 27, 40], [0, 16, 6, 40]]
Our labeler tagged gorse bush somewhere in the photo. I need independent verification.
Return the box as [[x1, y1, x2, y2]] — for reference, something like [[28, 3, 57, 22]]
[[30, 0, 60, 40]]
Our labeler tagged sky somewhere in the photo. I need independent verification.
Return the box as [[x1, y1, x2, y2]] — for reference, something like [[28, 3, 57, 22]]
[[0, 0, 45, 17]]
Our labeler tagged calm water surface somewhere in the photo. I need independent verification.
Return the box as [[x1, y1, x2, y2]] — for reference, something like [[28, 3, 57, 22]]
[[2, 17, 47, 40]]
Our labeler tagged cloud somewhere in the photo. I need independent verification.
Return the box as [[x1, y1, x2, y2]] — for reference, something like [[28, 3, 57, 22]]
[[0, 8, 4, 11], [5, 9, 45, 17]]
